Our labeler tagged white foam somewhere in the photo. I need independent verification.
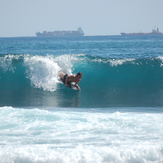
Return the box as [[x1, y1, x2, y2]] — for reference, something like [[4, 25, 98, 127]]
[[0, 107, 163, 162], [157, 56, 163, 67], [0, 143, 162, 163], [24, 55, 61, 91], [88, 57, 135, 66], [109, 58, 135, 66], [0, 54, 20, 72], [54, 54, 78, 75]]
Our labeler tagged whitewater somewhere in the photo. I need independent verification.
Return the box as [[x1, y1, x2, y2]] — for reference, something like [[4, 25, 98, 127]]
[[0, 35, 163, 162]]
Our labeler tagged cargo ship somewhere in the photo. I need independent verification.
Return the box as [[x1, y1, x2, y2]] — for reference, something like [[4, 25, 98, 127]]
[[36, 27, 84, 37], [121, 28, 162, 35]]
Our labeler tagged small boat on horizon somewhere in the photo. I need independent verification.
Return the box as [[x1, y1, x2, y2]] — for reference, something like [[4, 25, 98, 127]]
[[121, 27, 162, 35]]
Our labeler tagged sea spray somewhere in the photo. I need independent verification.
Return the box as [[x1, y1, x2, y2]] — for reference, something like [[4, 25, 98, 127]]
[[24, 55, 61, 91]]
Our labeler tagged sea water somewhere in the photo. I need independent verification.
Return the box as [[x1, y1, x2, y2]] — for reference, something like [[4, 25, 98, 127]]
[[0, 35, 163, 162]]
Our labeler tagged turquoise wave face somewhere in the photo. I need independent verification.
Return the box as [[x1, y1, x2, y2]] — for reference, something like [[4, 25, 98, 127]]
[[0, 54, 163, 107]]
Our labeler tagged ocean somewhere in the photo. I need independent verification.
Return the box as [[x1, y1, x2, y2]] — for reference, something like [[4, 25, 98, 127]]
[[0, 35, 163, 162]]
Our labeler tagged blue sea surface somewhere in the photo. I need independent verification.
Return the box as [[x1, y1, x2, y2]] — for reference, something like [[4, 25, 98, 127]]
[[0, 35, 163, 162]]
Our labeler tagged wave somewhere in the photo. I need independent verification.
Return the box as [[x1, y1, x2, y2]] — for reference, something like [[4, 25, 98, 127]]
[[0, 54, 163, 107], [0, 54, 76, 91]]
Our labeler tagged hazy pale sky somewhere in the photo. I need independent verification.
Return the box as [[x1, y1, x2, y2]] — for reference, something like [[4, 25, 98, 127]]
[[0, 0, 163, 37]]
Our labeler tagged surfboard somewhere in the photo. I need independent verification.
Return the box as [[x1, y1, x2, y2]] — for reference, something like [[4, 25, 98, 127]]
[[60, 78, 78, 90]]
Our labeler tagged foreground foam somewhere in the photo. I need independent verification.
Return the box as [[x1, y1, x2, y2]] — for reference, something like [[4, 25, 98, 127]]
[[0, 145, 162, 163], [0, 107, 163, 163]]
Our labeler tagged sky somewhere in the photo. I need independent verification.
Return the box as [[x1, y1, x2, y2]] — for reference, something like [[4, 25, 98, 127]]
[[0, 0, 163, 37]]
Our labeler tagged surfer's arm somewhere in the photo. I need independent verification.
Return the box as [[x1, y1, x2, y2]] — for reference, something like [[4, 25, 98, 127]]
[[75, 83, 81, 90], [64, 76, 68, 86]]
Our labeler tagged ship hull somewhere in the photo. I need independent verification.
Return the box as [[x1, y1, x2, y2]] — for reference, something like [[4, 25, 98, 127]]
[[36, 33, 84, 37], [121, 28, 162, 36], [121, 32, 162, 35]]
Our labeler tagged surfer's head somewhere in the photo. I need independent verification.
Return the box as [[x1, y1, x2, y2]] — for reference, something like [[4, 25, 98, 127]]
[[77, 72, 82, 76], [76, 72, 82, 79]]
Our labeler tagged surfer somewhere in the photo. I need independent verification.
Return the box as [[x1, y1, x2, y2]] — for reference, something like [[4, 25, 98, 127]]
[[59, 72, 82, 90]]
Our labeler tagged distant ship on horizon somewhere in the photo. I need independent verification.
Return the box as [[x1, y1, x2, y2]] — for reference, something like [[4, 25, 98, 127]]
[[36, 27, 84, 37], [121, 27, 162, 35]]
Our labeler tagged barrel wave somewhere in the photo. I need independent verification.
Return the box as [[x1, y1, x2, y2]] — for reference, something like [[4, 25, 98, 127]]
[[0, 54, 163, 107]]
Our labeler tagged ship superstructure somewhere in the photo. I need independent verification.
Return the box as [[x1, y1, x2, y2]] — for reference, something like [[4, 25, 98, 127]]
[[121, 27, 162, 35], [36, 27, 84, 37]]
